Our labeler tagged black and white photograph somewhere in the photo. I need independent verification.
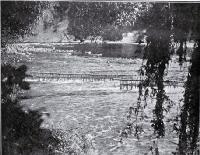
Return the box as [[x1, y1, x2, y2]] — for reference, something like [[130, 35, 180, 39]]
[[1, 1, 200, 155]]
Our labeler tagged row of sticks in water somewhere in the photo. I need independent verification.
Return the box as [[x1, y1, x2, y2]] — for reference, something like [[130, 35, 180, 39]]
[[120, 79, 185, 89], [27, 72, 185, 89], [29, 72, 133, 79]]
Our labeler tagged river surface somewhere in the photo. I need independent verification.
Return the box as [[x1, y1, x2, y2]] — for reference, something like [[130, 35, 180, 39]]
[[6, 43, 189, 154]]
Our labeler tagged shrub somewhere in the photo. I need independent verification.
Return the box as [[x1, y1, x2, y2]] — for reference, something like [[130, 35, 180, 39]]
[[1, 64, 59, 155]]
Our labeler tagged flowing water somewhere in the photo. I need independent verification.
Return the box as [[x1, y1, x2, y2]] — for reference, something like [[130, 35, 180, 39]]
[[6, 43, 189, 154]]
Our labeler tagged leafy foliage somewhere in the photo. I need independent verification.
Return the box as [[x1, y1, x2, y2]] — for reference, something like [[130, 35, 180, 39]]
[[53, 2, 148, 42], [1, 64, 60, 155], [57, 2, 120, 41], [179, 41, 200, 155], [102, 25, 123, 41], [1, 1, 47, 47], [1, 64, 30, 101], [2, 2, 199, 154], [135, 3, 172, 138], [121, 5, 199, 154], [171, 4, 200, 154], [1, 2, 59, 154]]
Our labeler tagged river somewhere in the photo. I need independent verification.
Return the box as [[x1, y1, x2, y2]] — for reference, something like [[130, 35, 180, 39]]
[[5, 43, 189, 154]]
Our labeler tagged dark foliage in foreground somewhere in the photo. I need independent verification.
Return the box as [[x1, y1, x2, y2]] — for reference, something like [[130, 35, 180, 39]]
[[179, 41, 200, 154], [136, 3, 200, 154], [121, 3, 199, 154], [1, 64, 59, 155]]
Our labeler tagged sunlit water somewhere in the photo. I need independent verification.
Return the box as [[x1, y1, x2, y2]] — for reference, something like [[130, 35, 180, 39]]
[[8, 44, 189, 154]]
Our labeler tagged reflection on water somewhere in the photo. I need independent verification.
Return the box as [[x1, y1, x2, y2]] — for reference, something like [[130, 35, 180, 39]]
[[34, 43, 145, 58]]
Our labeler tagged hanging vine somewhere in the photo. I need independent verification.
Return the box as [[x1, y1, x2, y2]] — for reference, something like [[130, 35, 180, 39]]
[[179, 40, 200, 155], [120, 5, 200, 154], [135, 3, 173, 138]]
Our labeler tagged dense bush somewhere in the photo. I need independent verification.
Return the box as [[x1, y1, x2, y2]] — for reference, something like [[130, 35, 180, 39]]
[[1, 64, 59, 155]]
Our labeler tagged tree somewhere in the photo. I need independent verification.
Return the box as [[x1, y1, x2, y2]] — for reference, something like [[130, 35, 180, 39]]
[[66, 2, 120, 42], [171, 4, 200, 154], [133, 3, 172, 138], [53, 2, 146, 42], [1, 64, 60, 155], [1, 2, 59, 154], [120, 3, 199, 154], [134, 3, 200, 154], [1, 1, 47, 47], [102, 25, 123, 41]]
